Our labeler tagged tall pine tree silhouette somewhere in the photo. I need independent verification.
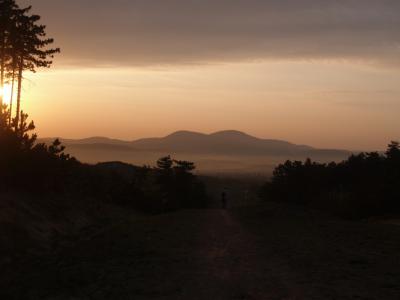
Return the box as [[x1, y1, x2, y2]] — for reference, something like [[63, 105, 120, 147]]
[[11, 5, 59, 130], [0, 0, 17, 108]]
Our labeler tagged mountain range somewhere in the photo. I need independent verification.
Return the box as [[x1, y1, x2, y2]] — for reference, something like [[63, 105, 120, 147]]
[[39, 130, 351, 175]]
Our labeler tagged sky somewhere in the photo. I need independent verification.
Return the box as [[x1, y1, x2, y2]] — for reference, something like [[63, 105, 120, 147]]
[[12, 0, 400, 150]]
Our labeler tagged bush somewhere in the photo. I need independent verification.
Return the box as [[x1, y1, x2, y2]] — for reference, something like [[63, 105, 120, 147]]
[[0, 106, 77, 192]]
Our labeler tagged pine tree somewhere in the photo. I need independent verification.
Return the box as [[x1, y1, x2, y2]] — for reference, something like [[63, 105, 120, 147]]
[[157, 155, 173, 170], [173, 160, 196, 173], [0, 0, 17, 108], [8, 5, 60, 130]]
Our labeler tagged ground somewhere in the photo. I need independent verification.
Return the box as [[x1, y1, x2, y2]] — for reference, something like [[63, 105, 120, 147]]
[[1, 203, 400, 299]]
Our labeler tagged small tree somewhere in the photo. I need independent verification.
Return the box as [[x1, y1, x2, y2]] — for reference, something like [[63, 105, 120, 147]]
[[16, 110, 36, 149], [173, 160, 195, 173], [386, 141, 400, 161], [0, 104, 10, 137], [157, 155, 173, 170]]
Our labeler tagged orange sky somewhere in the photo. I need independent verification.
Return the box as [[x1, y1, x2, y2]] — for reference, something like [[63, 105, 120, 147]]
[[12, 0, 400, 151], [15, 61, 397, 151]]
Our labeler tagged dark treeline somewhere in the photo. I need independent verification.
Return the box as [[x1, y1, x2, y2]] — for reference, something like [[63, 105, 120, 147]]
[[77, 156, 208, 212], [0, 107, 207, 212], [260, 142, 400, 218]]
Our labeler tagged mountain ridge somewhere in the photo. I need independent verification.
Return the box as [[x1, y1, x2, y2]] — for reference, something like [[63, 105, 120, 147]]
[[37, 130, 351, 174], [41, 130, 318, 149], [38, 130, 348, 156]]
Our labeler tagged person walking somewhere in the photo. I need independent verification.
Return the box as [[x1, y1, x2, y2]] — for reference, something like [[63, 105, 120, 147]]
[[221, 190, 227, 209]]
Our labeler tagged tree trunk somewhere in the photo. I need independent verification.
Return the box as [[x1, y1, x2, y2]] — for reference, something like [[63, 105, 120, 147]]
[[15, 56, 23, 132], [0, 37, 5, 109], [8, 64, 15, 124], [0, 44, 4, 86]]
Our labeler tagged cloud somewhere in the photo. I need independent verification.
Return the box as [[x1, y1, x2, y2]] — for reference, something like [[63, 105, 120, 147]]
[[22, 0, 400, 67]]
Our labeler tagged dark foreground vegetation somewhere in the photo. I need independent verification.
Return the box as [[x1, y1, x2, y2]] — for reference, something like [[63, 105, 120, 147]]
[[260, 142, 400, 218], [0, 106, 207, 212]]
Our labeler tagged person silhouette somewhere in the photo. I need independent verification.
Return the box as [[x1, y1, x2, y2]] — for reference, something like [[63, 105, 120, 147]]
[[221, 190, 227, 209]]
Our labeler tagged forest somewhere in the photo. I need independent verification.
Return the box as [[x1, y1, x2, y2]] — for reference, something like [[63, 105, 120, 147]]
[[260, 142, 400, 218]]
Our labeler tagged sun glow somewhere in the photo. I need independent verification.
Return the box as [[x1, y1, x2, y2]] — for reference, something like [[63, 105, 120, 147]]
[[0, 83, 13, 105]]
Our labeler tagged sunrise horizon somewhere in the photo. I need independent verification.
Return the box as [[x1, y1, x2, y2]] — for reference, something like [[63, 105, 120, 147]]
[[4, 0, 395, 152]]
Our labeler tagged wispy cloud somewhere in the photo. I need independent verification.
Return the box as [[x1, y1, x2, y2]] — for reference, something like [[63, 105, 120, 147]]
[[23, 0, 400, 67]]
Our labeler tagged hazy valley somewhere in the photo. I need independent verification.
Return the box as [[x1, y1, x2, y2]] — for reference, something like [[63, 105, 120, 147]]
[[39, 130, 351, 175]]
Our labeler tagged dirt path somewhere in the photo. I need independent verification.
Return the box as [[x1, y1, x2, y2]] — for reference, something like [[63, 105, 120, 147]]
[[183, 209, 305, 300], [1, 206, 400, 299]]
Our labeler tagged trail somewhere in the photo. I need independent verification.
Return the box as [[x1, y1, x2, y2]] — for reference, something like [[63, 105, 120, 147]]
[[183, 209, 304, 300]]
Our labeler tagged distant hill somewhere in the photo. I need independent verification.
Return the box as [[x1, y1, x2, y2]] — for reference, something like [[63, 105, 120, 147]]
[[130, 130, 314, 156], [38, 130, 351, 175]]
